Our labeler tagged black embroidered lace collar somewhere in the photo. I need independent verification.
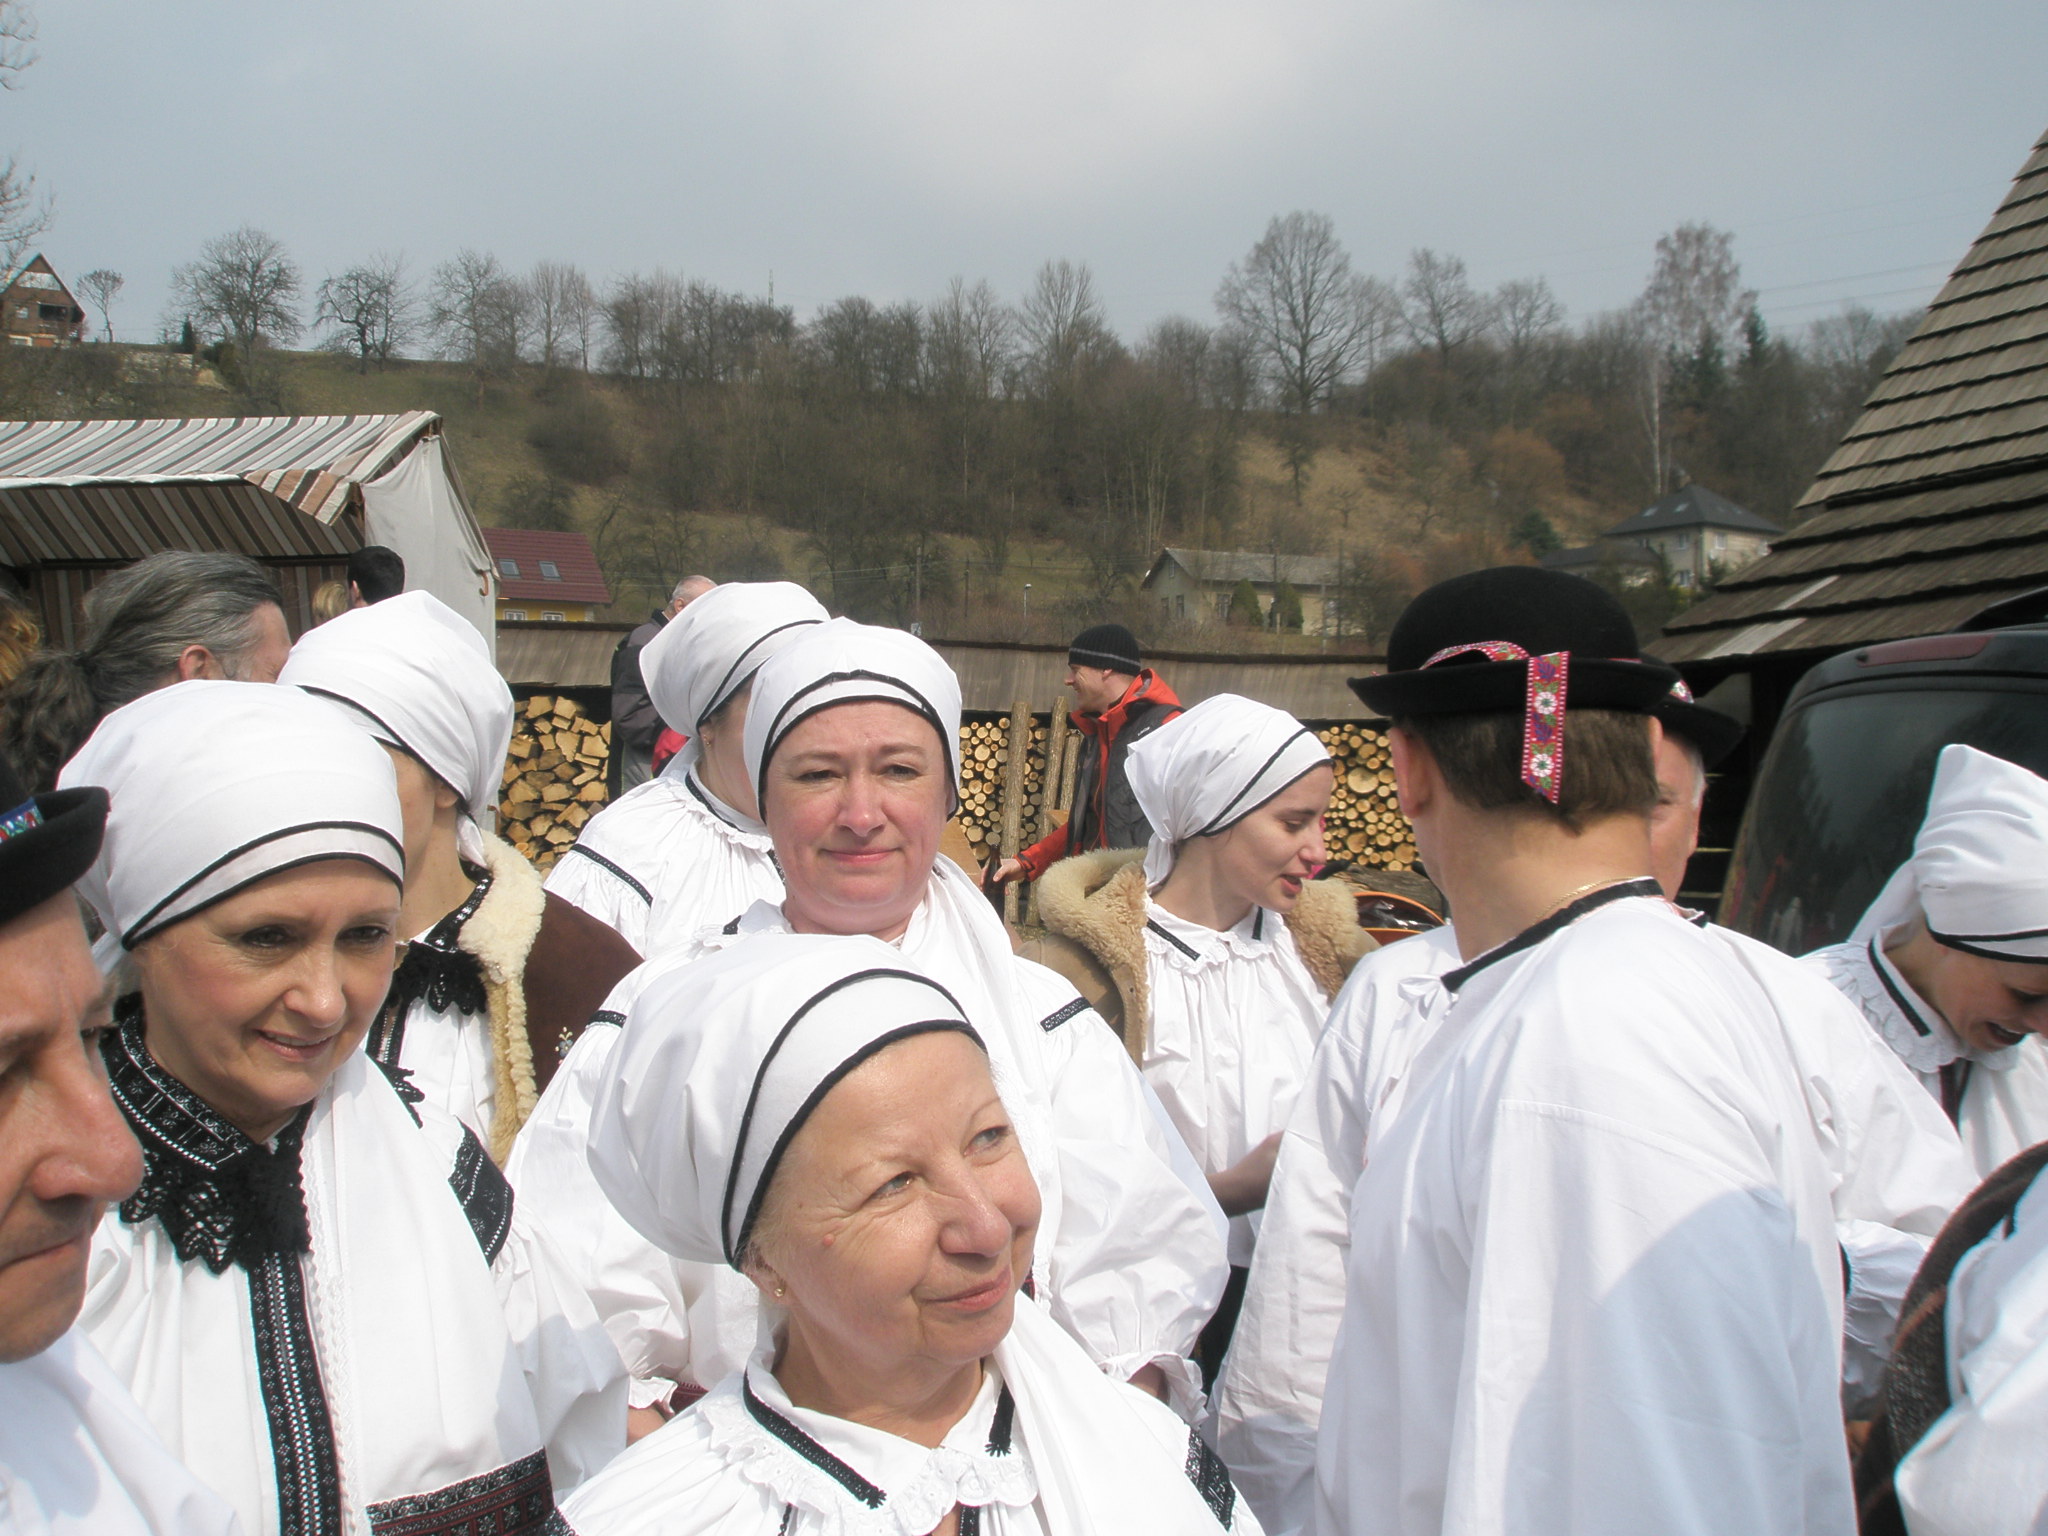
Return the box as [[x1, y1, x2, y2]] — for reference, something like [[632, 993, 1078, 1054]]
[[102, 1001, 313, 1275], [390, 866, 492, 1020]]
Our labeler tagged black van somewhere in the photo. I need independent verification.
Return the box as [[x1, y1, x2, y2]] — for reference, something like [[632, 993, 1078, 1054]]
[[1718, 616, 2048, 956]]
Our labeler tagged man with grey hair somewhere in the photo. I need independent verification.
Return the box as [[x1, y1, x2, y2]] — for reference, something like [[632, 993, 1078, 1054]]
[[0, 550, 288, 789], [608, 573, 715, 796]]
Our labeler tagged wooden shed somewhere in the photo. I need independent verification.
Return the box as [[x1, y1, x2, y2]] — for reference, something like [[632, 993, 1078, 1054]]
[[0, 411, 497, 650], [1652, 121, 2048, 744]]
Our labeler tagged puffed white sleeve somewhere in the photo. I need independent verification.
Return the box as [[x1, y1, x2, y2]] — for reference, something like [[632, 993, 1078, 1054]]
[[542, 820, 655, 954], [406, 1088, 631, 1492], [1210, 993, 1371, 1535], [505, 1022, 697, 1410], [1011, 960, 1229, 1418]]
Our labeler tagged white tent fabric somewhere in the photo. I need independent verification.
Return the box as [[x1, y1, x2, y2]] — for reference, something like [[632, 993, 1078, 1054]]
[[362, 435, 496, 657]]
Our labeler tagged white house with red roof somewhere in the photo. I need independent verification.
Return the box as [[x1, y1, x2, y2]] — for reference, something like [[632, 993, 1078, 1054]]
[[481, 527, 610, 621]]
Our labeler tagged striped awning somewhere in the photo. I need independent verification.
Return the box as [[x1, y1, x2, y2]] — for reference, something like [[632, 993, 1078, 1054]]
[[0, 412, 440, 567]]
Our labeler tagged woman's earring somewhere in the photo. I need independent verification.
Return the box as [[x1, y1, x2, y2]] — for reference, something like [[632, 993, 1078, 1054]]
[[775, 1283, 787, 1299]]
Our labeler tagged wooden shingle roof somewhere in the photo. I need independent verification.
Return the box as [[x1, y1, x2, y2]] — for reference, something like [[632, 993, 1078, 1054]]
[[1654, 124, 2048, 665]]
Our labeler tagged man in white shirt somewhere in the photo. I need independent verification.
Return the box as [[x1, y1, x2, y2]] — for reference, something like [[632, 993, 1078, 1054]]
[[1311, 566, 1854, 1536], [0, 757, 242, 1534]]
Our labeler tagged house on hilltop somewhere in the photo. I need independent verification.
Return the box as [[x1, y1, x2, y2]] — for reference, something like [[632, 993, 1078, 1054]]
[[483, 527, 610, 622], [1143, 546, 1340, 632], [1540, 485, 1778, 589], [1, 255, 83, 347], [1652, 120, 2048, 738]]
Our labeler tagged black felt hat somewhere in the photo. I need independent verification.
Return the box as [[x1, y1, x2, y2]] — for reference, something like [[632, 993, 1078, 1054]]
[[1069, 623, 1143, 675], [1651, 684, 1744, 769], [1349, 567, 1679, 720], [0, 750, 107, 929]]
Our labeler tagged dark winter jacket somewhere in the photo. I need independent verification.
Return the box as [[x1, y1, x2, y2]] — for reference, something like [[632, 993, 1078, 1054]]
[[1015, 669, 1182, 880]]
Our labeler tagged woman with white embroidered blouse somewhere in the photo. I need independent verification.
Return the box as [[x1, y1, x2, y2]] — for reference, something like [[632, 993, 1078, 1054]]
[[59, 682, 626, 1536], [1027, 695, 1363, 1379], [511, 620, 1226, 1424], [560, 933, 1257, 1535]]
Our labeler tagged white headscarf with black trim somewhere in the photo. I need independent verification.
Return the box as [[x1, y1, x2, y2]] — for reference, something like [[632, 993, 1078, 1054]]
[[1125, 692, 1330, 888], [742, 617, 962, 812], [60, 680, 403, 959], [1851, 743, 2048, 963], [588, 932, 986, 1268], [278, 590, 511, 861], [643, 582, 829, 773]]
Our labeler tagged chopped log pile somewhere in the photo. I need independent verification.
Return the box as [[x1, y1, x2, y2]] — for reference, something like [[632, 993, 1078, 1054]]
[[499, 693, 609, 871], [1314, 723, 1418, 872], [494, 690, 1415, 880]]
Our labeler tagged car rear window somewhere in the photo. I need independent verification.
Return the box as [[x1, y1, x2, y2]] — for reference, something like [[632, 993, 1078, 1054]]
[[1722, 680, 2048, 955]]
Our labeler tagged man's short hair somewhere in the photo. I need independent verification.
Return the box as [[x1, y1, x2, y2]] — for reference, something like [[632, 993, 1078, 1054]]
[[1396, 707, 1659, 831], [348, 545, 405, 604]]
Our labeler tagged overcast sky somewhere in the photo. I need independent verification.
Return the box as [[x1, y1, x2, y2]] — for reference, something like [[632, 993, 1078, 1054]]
[[19, 1, 2048, 347]]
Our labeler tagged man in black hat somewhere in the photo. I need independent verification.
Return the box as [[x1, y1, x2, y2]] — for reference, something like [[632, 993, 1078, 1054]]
[[0, 758, 241, 1531], [990, 622, 1182, 884], [1310, 567, 1856, 1536]]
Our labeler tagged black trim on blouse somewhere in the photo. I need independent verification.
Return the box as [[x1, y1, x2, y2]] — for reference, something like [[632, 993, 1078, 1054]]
[[363, 1447, 567, 1536], [742, 1374, 887, 1509], [369, 870, 493, 1072], [1441, 878, 1664, 994], [563, 843, 654, 905], [1146, 917, 1201, 960]]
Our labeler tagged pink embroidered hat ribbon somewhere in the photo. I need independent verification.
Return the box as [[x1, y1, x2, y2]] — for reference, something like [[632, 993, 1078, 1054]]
[[1423, 641, 1571, 803]]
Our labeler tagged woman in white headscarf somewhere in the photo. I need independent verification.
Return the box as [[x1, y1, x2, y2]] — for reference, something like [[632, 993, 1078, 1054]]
[[280, 591, 640, 1156], [60, 682, 626, 1535], [511, 619, 1226, 1427], [1022, 694, 1367, 1379], [1807, 743, 2048, 1177], [560, 933, 1259, 1535], [544, 582, 829, 957]]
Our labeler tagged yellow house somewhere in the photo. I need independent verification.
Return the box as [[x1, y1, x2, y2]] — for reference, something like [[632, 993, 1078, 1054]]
[[482, 527, 609, 622]]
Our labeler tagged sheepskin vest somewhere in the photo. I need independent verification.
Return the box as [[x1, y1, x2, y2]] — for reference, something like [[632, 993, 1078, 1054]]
[[1022, 846, 1374, 1063]]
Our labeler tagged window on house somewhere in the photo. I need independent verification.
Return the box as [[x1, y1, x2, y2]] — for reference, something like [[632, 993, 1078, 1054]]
[[538, 560, 562, 581], [503, 608, 527, 621], [498, 558, 520, 578], [541, 610, 565, 622], [1672, 531, 1690, 550], [12, 305, 26, 319], [37, 304, 67, 322]]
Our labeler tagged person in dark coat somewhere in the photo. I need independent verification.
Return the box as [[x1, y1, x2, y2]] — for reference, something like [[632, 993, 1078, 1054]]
[[608, 574, 714, 796], [991, 623, 1183, 884]]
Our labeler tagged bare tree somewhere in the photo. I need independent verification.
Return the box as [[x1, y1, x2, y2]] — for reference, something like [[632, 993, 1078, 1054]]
[[0, 4, 49, 271], [926, 277, 1014, 399], [428, 249, 526, 403], [314, 254, 416, 371], [601, 270, 677, 380], [1401, 249, 1493, 362], [75, 268, 122, 342], [1017, 259, 1113, 396], [168, 227, 303, 355], [1635, 222, 1756, 493], [1215, 211, 1382, 415], [528, 259, 592, 370]]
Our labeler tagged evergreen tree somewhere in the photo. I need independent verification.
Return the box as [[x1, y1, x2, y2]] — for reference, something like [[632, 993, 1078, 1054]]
[[1272, 580, 1304, 631], [1228, 577, 1264, 627]]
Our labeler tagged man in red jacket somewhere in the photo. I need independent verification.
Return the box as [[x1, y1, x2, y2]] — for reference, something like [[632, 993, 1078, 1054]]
[[989, 623, 1183, 884]]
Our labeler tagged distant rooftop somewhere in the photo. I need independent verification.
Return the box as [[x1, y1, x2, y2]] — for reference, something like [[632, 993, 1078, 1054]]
[[1601, 485, 1782, 540], [1656, 121, 2048, 665], [1539, 541, 1662, 574], [482, 526, 610, 606], [1144, 546, 1340, 588]]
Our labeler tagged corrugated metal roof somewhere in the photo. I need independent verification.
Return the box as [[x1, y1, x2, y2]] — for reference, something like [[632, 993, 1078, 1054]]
[[0, 413, 439, 530], [1654, 123, 2048, 664]]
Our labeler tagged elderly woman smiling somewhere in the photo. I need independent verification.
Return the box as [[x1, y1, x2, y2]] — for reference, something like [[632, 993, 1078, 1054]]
[[512, 621, 1226, 1421], [560, 933, 1257, 1535], [60, 681, 624, 1536]]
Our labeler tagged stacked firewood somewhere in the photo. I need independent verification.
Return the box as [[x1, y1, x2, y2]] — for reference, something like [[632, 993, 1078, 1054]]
[[955, 714, 1061, 865], [1315, 724, 1417, 871], [499, 694, 610, 870]]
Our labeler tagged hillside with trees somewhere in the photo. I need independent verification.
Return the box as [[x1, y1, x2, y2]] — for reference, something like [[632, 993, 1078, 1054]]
[[13, 211, 1916, 646]]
